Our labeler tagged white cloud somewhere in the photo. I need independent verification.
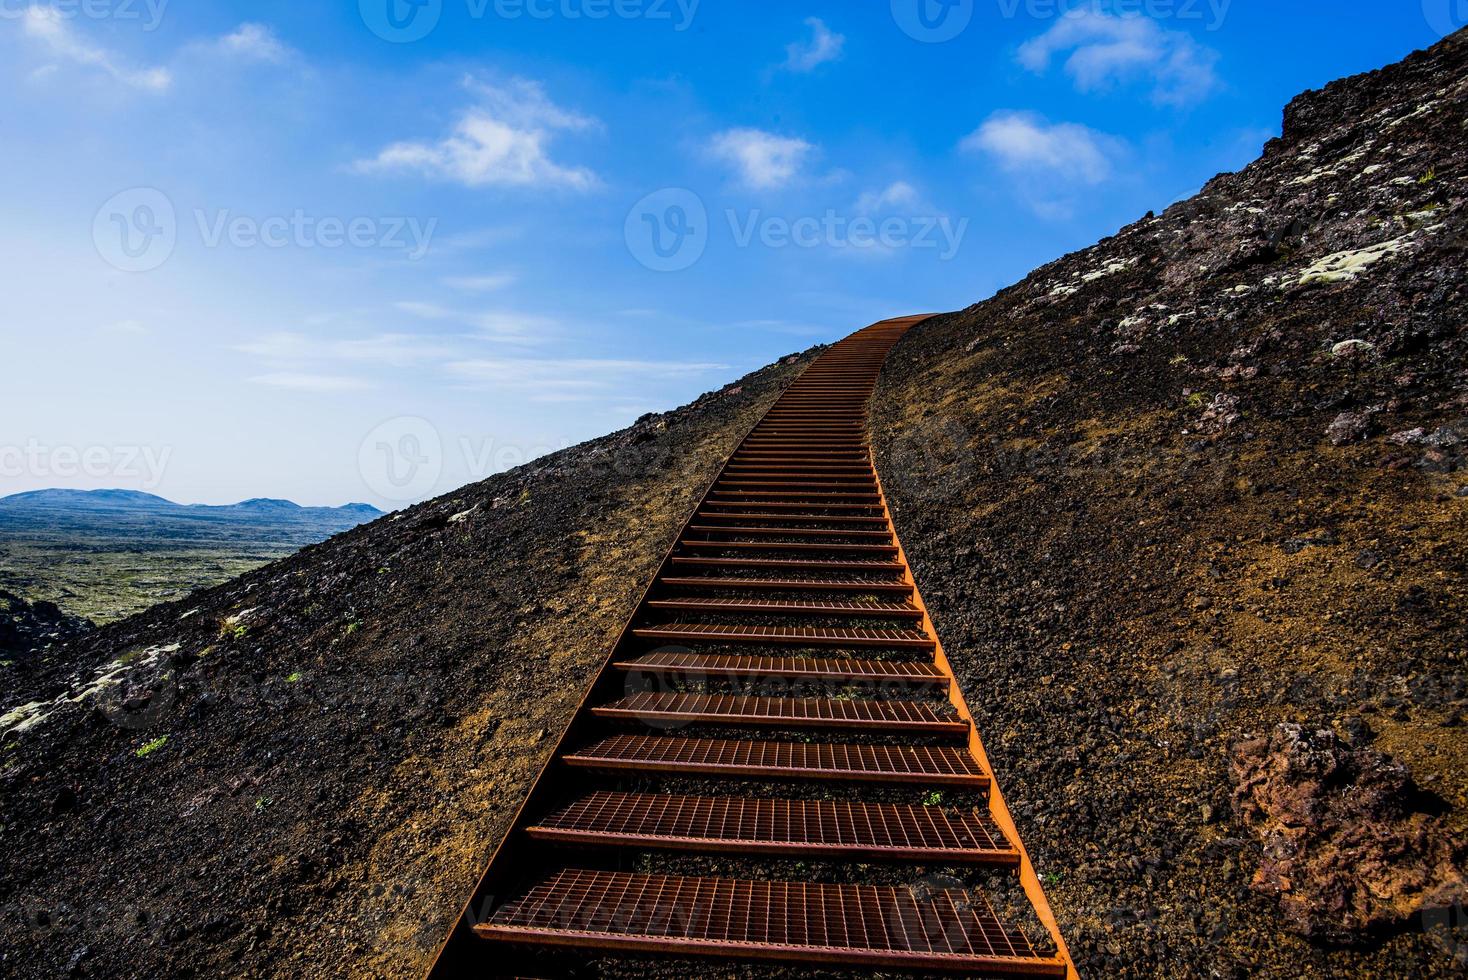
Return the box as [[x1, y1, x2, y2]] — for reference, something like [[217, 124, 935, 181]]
[[783, 18, 845, 73], [708, 128, 814, 190], [354, 76, 599, 191], [962, 111, 1123, 186], [442, 273, 517, 292], [855, 181, 921, 214], [215, 23, 292, 63], [247, 373, 371, 392], [1018, 11, 1220, 107], [20, 7, 171, 92]]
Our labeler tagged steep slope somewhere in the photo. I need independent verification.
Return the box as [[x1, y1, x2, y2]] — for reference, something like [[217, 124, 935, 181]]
[[872, 30, 1468, 979], [0, 350, 813, 980]]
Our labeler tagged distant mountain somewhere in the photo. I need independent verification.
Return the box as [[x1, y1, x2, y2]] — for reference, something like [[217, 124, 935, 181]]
[[0, 489, 383, 548]]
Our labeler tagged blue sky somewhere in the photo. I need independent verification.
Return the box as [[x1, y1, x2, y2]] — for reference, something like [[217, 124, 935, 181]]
[[0, 1, 1453, 508]]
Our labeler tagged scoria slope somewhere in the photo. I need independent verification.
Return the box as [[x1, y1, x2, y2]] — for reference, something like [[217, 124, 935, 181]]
[[872, 29, 1468, 980]]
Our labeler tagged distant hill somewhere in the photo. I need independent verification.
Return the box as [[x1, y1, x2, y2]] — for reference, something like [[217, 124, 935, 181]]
[[0, 489, 382, 547], [0, 490, 384, 623]]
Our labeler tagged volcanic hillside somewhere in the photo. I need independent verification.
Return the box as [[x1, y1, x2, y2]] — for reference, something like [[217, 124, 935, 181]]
[[872, 29, 1468, 979], [3, 29, 1467, 980]]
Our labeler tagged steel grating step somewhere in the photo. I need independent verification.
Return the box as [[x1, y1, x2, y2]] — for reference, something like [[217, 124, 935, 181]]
[[670, 556, 906, 573], [657, 576, 914, 594], [646, 597, 921, 617], [632, 623, 934, 649], [563, 735, 988, 786], [475, 870, 1064, 975], [679, 541, 899, 555], [616, 651, 946, 685], [692, 516, 886, 525], [688, 525, 895, 540], [527, 791, 1020, 864], [593, 692, 967, 735]]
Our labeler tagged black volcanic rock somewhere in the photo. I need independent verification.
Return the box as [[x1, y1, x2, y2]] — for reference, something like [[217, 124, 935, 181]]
[[0, 589, 93, 660]]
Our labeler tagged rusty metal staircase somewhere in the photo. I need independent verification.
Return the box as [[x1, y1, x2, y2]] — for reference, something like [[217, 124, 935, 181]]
[[427, 316, 1077, 978]]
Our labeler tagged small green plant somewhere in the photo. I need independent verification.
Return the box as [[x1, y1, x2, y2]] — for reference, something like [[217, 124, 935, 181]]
[[343, 621, 361, 637], [285, 672, 303, 684], [221, 623, 248, 641], [1419, 168, 1437, 185], [254, 796, 272, 813], [921, 791, 945, 807], [136, 736, 169, 758], [1184, 392, 1207, 409], [0, 661, 12, 669], [1041, 871, 1064, 887], [1169, 354, 1189, 366]]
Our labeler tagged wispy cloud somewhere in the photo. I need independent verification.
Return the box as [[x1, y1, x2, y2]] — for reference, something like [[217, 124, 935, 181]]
[[353, 75, 600, 191], [783, 18, 845, 73], [708, 128, 814, 190], [20, 7, 171, 92], [1018, 11, 1221, 107], [442, 273, 517, 292], [855, 181, 921, 214], [247, 372, 371, 392], [445, 357, 728, 401], [213, 23, 293, 63], [962, 111, 1123, 185], [394, 302, 554, 344], [236, 331, 455, 366], [100, 319, 151, 337]]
